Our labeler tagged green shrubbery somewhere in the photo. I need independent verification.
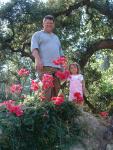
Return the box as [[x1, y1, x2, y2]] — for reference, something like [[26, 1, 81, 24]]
[[0, 67, 87, 150], [0, 99, 84, 150]]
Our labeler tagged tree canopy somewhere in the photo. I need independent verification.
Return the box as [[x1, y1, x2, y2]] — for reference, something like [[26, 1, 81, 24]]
[[1, 0, 113, 111], [1, 0, 113, 66]]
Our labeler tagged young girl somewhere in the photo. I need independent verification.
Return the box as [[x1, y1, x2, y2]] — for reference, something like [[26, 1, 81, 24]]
[[68, 62, 86, 104]]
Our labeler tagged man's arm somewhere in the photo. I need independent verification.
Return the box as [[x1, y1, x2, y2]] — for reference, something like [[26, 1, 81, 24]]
[[31, 32, 43, 71], [32, 49, 43, 71]]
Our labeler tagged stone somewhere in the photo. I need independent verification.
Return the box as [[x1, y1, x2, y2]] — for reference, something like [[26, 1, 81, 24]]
[[106, 144, 113, 150]]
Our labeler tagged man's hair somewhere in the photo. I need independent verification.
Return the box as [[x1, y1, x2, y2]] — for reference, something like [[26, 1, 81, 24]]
[[43, 15, 55, 23]]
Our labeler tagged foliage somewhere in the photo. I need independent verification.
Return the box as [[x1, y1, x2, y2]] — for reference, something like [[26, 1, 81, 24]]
[[0, 66, 87, 150], [84, 51, 113, 112], [1, 0, 113, 140], [0, 98, 84, 150]]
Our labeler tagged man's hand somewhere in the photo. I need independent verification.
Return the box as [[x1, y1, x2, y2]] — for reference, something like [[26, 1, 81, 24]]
[[35, 58, 43, 71]]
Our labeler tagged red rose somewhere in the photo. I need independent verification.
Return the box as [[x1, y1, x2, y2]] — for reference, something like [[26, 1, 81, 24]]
[[99, 112, 108, 118], [10, 84, 23, 94], [1, 100, 24, 117], [55, 70, 70, 80], [31, 80, 39, 91], [42, 74, 54, 90], [73, 92, 84, 104], [53, 56, 68, 68], [18, 68, 30, 76], [51, 96, 64, 106]]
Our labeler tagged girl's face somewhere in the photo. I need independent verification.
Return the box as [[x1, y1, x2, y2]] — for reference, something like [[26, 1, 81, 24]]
[[70, 64, 78, 74]]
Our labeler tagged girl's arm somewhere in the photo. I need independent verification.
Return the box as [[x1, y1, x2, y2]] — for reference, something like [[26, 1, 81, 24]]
[[82, 80, 86, 97]]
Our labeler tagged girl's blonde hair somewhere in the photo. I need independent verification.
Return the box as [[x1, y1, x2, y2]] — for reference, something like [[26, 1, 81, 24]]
[[69, 62, 81, 74]]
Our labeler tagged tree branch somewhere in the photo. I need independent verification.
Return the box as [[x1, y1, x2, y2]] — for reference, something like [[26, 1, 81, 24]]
[[7, 43, 34, 62], [54, 0, 90, 17], [79, 39, 113, 69], [90, 1, 113, 20], [54, 0, 113, 20]]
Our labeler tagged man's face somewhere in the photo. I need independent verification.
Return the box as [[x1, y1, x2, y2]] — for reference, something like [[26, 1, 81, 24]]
[[43, 19, 55, 33]]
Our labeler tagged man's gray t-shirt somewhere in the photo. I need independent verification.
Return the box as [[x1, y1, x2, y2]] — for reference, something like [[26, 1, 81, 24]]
[[31, 30, 64, 68]]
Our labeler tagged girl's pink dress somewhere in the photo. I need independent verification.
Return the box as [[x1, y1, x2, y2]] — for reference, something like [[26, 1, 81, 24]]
[[68, 74, 84, 101]]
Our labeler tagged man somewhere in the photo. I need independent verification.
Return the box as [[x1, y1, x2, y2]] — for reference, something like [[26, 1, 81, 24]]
[[31, 15, 64, 100]]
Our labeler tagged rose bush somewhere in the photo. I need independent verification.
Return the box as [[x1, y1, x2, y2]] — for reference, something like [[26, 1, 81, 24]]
[[0, 66, 85, 150]]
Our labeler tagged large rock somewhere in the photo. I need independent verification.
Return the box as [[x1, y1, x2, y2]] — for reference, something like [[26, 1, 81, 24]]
[[72, 110, 111, 150], [106, 144, 113, 150]]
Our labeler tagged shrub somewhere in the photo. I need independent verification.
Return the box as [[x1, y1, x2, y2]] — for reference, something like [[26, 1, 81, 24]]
[[0, 67, 84, 150], [0, 100, 82, 150]]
